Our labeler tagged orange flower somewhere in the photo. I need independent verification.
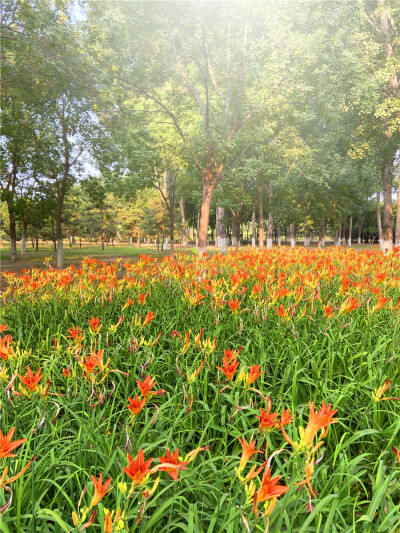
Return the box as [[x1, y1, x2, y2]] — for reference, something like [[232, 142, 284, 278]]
[[88, 316, 102, 333], [19, 367, 43, 393], [0, 427, 26, 459], [142, 312, 155, 327], [324, 305, 333, 318], [123, 298, 135, 310], [246, 365, 263, 386], [104, 512, 113, 533], [253, 468, 289, 516], [256, 397, 278, 431], [216, 355, 239, 381], [89, 473, 112, 508], [66, 326, 82, 340], [128, 395, 146, 416], [237, 436, 261, 471], [279, 409, 293, 427], [0, 324, 8, 333], [61, 367, 71, 378], [339, 296, 360, 315], [302, 402, 337, 446], [81, 351, 102, 374], [158, 449, 188, 480], [371, 296, 390, 313], [123, 449, 153, 486], [138, 293, 147, 304], [227, 299, 241, 313], [136, 375, 165, 399], [0, 335, 13, 361], [275, 304, 288, 319]]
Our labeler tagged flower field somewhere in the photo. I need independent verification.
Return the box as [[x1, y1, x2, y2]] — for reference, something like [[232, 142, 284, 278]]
[[1, 247, 400, 532]]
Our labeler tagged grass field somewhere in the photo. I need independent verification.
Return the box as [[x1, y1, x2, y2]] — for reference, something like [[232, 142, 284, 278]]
[[1, 246, 399, 532]]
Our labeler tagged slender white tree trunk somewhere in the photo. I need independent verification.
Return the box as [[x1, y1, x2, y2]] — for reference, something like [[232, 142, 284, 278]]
[[348, 217, 352, 247], [290, 222, 296, 248]]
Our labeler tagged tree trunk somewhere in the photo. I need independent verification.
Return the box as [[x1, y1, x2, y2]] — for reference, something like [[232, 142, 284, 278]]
[[251, 203, 256, 247], [304, 226, 311, 247], [217, 207, 227, 253], [79, 236, 82, 248], [357, 220, 363, 245], [137, 231, 141, 247], [56, 189, 66, 269], [334, 228, 340, 247], [215, 207, 220, 248], [35, 234, 39, 252], [198, 179, 216, 254], [377, 191, 383, 249], [318, 216, 325, 248], [290, 222, 296, 248], [68, 233, 73, 249], [180, 197, 188, 246], [21, 222, 28, 256], [395, 177, 400, 246], [9, 209, 17, 261], [382, 156, 394, 251], [348, 217, 353, 247], [266, 181, 273, 249], [129, 236, 132, 245], [231, 217, 237, 247], [277, 225, 281, 246], [257, 170, 264, 248]]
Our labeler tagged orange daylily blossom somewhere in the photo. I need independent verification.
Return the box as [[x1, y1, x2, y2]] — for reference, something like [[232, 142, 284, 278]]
[[237, 437, 261, 472], [158, 449, 188, 480], [256, 397, 278, 431], [0, 335, 13, 361], [81, 351, 101, 374], [123, 449, 153, 486], [0, 427, 26, 459], [371, 296, 390, 313], [223, 347, 242, 361], [216, 355, 239, 381], [227, 299, 241, 313], [280, 402, 337, 453], [279, 409, 294, 427], [66, 326, 82, 341], [104, 512, 113, 533], [123, 298, 134, 310], [19, 367, 43, 393], [128, 395, 146, 417], [136, 375, 165, 399], [246, 365, 263, 386], [275, 304, 288, 319], [339, 296, 360, 315], [372, 379, 400, 402], [89, 474, 112, 508], [252, 468, 289, 517], [142, 312, 155, 327], [0, 324, 8, 333], [324, 305, 333, 318], [88, 316, 102, 333], [138, 293, 147, 304]]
